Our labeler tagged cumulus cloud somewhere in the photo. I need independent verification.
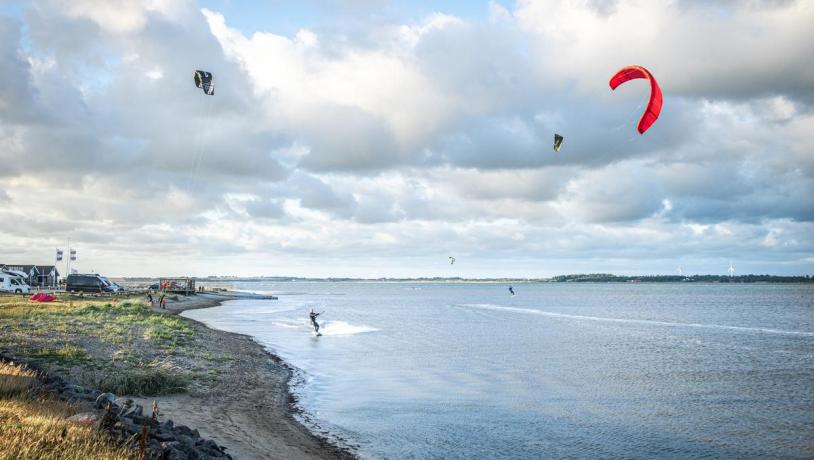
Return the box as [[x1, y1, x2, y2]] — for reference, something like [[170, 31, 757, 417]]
[[514, 0, 814, 103], [0, 0, 811, 276]]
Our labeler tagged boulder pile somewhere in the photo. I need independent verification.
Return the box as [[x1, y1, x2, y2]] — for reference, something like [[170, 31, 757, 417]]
[[2, 356, 231, 459]]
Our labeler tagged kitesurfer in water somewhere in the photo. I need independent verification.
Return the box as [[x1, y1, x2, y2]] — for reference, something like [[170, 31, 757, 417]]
[[509, 286, 515, 296], [309, 308, 323, 334]]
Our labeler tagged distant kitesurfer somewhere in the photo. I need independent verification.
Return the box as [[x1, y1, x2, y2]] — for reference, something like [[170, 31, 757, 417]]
[[309, 308, 324, 334], [509, 286, 515, 296]]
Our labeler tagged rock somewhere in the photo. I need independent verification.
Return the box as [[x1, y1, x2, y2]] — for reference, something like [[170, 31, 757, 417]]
[[119, 419, 140, 435], [176, 434, 194, 448], [154, 429, 177, 442], [161, 442, 188, 460], [161, 441, 182, 451], [149, 438, 162, 454], [162, 419, 174, 430], [95, 392, 116, 409], [129, 414, 148, 425], [114, 397, 133, 408], [195, 439, 225, 457], [66, 412, 100, 426], [174, 425, 193, 437], [128, 404, 144, 417]]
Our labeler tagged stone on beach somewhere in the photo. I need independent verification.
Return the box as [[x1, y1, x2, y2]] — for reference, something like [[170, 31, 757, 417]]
[[95, 392, 116, 409], [66, 412, 100, 425]]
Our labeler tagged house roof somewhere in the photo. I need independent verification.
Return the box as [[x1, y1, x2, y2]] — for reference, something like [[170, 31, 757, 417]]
[[0, 264, 39, 274], [35, 265, 61, 276]]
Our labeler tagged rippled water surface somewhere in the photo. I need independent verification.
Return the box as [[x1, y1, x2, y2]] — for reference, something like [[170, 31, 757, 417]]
[[184, 282, 814, 459]]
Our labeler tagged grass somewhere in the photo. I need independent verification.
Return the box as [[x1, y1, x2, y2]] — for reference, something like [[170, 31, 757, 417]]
[[28, 345, 89, 364], [0, 294, 199, 397], [0, 361, 136, 460], [0, 361, 39, 399], [97, 368, 188, 396]]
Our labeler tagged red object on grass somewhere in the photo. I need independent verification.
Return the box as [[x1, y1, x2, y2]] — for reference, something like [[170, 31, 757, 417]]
[[29, 293, 56, 302]]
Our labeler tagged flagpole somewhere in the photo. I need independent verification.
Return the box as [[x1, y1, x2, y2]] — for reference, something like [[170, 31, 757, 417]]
[[56, 247, 64, 291]]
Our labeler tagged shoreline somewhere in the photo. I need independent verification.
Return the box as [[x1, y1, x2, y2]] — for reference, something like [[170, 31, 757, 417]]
[[0, 292, 355, 460], [152, 292, 357, 459]]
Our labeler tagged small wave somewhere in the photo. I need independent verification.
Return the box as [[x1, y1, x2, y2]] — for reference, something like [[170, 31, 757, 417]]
[[319, 321, 379, 336], [271, 321, 306, 329], [458, 304, 814, 337]]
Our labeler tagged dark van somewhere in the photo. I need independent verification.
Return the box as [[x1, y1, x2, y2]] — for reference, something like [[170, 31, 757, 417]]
[[66, 274, 115, 293]]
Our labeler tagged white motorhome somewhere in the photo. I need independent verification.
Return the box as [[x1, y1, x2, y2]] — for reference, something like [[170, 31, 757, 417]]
[[0, 270, 32, 294]]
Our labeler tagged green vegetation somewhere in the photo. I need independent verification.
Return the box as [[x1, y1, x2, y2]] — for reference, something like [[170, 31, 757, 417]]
[[0, 295, 199, 396], [0, 361, 135, 460], [28, 345, 89, 364], [96, 368, 189, 396]]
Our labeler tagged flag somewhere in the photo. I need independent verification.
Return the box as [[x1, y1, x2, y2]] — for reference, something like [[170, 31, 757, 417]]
[[70, 249, 77, 261], [56, 249, 63, 261]]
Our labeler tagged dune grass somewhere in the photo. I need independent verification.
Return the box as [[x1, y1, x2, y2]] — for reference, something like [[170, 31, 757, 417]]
[[0, 361, 135, 460], [97, 368, 189, 396], [0, 294, 195, 396]]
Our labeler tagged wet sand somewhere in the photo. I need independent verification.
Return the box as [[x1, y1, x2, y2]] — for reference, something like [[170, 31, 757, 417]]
[[142, 292, 355, 460]]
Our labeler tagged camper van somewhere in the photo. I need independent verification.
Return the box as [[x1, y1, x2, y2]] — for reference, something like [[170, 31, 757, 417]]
[[0, 272, 31, 294]]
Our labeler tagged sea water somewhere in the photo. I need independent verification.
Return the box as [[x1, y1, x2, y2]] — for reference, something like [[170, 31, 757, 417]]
[[183, 282, 814, 459]]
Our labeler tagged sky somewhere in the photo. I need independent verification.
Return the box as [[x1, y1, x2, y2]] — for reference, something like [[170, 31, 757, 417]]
[[0, 0, 812, 278]]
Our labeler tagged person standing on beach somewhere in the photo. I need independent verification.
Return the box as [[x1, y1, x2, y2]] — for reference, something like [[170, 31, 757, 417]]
[[309, 308, 323, 334], [159, 294, 166, 309], [147, 292, 154, 306]]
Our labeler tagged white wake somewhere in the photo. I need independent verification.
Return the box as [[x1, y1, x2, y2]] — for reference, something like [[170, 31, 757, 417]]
[[458, 303, 814, 337], [319, 320, 379, 336], [271, 320, 378, 336]]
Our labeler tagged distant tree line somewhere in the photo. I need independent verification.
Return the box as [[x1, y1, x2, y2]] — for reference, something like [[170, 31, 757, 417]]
[[124, 274, 813, 283], [550, 274, 813, 283]]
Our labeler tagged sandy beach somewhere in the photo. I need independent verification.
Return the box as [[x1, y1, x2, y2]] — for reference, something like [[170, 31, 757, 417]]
[[144, 293, 355, 459]]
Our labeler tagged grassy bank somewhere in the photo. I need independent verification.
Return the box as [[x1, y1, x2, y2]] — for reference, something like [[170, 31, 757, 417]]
[[0, 294, 230, 396], [0, 361, 135, 460]]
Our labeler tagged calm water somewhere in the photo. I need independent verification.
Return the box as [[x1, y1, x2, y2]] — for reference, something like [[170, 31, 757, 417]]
[[184, 282, 814, 459]]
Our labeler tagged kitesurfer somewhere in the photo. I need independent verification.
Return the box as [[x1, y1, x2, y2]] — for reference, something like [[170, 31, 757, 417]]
[[509, 286, 515, 296], [309, 308, 324, 334]]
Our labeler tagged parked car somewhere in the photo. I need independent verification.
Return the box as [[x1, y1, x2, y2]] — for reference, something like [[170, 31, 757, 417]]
[[66, 274, 118, 293], [0, 273, 31, 294]]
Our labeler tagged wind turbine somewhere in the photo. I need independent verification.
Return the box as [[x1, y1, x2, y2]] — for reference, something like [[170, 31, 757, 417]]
[[728, 261, 735, 277]]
